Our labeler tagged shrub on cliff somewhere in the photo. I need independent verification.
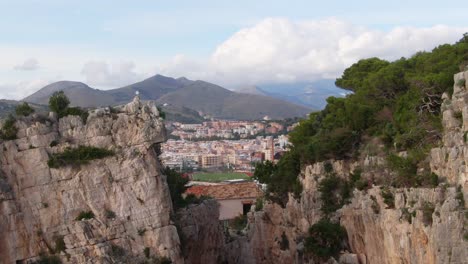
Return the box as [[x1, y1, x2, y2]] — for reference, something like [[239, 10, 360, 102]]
[[305, 219, 347, 260], [47, 146, 114, 168], [253, 151, 302, 207], [318, 174, 352, 216], [49, 91, 70, 116], [48, 91, 89, 122], [0, 114, 18, 140], [75, 210, 95, 221], [15, 102, 35, 116]]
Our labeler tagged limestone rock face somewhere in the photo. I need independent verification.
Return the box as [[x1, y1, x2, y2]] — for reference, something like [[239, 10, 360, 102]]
[[177, 200, 225, 264], [341, 187, 467, 264], [432, 70, 468, 200], [221, 71, 468, 264], [0, 98, 183, 263]]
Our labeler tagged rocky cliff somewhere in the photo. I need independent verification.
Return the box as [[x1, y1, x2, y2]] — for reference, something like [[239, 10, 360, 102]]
[[213, 71, 468, 263], [176, 200, 225, 264], [0, 97, 183, 263]]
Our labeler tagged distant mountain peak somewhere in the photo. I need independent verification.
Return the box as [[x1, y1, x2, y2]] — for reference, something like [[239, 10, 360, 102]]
[[22, 74, 312, 120]]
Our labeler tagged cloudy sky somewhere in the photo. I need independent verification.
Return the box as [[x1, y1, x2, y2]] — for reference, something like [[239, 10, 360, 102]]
[[0, 0, 467, 99]]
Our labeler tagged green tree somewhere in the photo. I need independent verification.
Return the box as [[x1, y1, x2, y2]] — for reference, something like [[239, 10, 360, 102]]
[[164, 167, 189, 210], [0, 114, 18, 140], [49, 91, 70, 116], [15, 102, 35, 116], [335, 57, 390, 91]]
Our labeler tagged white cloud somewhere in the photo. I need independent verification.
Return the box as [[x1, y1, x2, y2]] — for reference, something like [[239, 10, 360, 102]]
[[80, 60, 148, 88], [0, 79, 54, 100], [14, 58, 40, 71], [1, 17, 467, 100], [160, 18, 468, 87]]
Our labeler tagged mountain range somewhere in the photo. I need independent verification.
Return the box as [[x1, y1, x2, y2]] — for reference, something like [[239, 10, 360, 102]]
[[236, 79, 351, 109], [23, 75, 312, 121]]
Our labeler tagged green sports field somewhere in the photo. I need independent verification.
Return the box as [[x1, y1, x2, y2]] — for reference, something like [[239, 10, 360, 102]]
[[192, 172, 250, 182]]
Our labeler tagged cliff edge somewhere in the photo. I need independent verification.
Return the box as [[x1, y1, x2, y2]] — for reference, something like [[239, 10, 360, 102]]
[[0, 96, 183, 263]]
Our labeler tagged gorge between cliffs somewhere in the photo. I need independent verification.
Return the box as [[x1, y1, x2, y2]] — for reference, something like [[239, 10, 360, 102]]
[[1, 69, 468, 264]]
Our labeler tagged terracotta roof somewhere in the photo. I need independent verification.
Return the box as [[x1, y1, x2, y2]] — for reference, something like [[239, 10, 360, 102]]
[[185, 182, 262, 200]]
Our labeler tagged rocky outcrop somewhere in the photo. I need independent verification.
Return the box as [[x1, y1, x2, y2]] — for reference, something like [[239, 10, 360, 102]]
[[431, 70, 468, 200], [0, 97, 183, 263], [176, 200, 225, 264], [341, 186, 466, 264], [222, 71, 468, 264]]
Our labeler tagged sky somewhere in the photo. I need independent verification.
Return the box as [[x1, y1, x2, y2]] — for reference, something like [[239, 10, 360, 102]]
[[0, 0, 467, 99]]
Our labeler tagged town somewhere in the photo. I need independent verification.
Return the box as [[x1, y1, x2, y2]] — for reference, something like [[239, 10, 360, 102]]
[[161, 119, 298, 172]]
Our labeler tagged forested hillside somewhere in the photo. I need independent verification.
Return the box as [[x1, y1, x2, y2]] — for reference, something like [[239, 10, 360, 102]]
[[256, 34, 468, 205]]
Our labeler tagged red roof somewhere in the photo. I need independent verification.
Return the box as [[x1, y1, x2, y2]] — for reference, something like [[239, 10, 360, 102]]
[[185, 182, 262, 200]]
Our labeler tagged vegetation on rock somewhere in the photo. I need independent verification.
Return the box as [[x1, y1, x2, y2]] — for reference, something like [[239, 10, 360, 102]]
[[230, 214, 247, 232], [75, 210, 95, 221], [0, 114, 18, 140], [290, 34, 468, 164], [318, 173, 351, 216], [164, 167, 189, 209], [254, 34, 468, 209], [15, 102, 35, 116], [253, 153, 302, 207], [304, 219, 347, 260], [48, 91, 89, 122], [164, 167, 212, 210], [48, 146, 114, 168]]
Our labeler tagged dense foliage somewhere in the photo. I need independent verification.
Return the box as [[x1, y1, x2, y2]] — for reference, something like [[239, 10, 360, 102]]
[[288, 34, 468, 178], [253, 152, 302, 207], [48, 146, 115, 168], [49, 91, 70, 115], [304, 219, 347, 260], [164, 167, 189, 209], [0, 114, 18, 140], [292, 34, 468, 162], [318, 173, 351, 216], [254, 34, 468, 206], [15, 102, 35, 116]]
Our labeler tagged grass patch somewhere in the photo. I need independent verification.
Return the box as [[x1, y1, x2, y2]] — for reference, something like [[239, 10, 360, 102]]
[[75, 210, 95, 221], [192, 172, 250, 182], [48, 146, 114, 168]]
